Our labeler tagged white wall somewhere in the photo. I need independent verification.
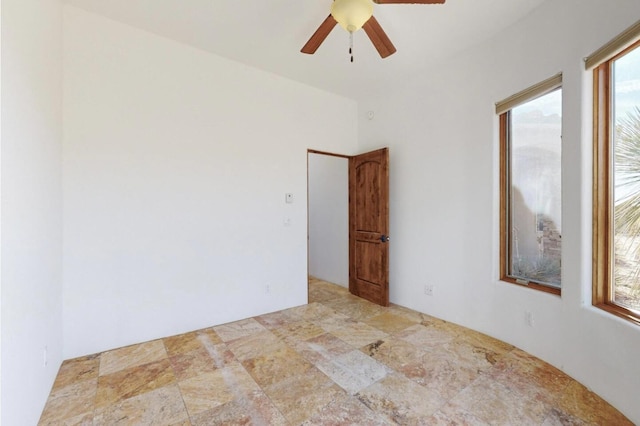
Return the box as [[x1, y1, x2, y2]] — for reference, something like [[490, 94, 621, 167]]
[[308, 154, 349, 287], [1, 0, 64, 424], [62, 6, 358, 359], [358, 0, 640, 422]]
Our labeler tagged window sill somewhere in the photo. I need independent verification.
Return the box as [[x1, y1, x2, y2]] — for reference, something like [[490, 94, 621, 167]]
[[500, 276, 561, 296], [593, 302, 640, 327]]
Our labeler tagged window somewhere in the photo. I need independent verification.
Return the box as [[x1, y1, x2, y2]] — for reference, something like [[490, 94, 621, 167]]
[[591, 23, 640, 325], [497, 75, 563, 295]]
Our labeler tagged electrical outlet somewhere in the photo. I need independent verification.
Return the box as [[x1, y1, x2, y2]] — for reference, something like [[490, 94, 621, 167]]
[[43, 346, 48, 367], [265, 284, 271, 294], [424, 284, 434, 296]]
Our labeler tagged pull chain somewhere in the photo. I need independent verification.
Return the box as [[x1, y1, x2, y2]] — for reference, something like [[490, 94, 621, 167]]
[[349, 32, 354, 63]]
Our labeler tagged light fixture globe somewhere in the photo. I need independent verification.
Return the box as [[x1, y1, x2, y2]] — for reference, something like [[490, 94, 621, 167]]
[[331, 0, 374, 33]]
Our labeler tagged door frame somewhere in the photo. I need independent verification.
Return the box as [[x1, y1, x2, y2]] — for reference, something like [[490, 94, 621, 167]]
[[307, 148, 390, 306], [307, 149, 351, 299]]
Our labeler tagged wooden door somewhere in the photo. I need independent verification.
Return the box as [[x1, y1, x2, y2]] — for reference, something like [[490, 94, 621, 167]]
[[349, 148, 389, 306]]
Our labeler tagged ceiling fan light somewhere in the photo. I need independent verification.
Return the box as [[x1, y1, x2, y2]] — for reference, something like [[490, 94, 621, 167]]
[[331, 0, 373, 33]]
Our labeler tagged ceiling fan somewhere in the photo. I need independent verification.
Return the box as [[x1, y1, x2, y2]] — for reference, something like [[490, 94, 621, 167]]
[[301, 0, 446, 60]]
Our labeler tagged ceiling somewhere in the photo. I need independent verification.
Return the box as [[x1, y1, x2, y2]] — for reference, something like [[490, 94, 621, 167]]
[[63, 0, 547, 100]]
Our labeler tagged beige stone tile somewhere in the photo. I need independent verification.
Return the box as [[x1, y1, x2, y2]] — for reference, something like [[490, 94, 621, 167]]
[[96, 358, 176, 408], [163, 329, 221, 357], [301, 393, 393, 425], [169, 345, 232, 381], [52, 353, 100, 391], [212, 318, 267, 343], [308, 288, 346, 303], [264, 367, 346, 425], [391, 325, 512, 401], [356, 372, 445, 424], [254, 310, 297, 329], [58, 412, 94, 426], [443, 374, 549, 424], [362, 337, 428, 370], [190, 389, 287, 426], [99, 340, 167, 376], [488, 347, 572, 404], [271, 319, 326, 343], [541, 407, 587, 426], [387, 304, 433, 324], [330, 298, 389, 321], [293, 332, 354, 365], [362, 311, 419, 334], [316, 350, 390, 395], [39, 279, 633, 426], [178, 361, 260, 417], [241, 345, 314, 388], [226, 330, 284, 361], [38, 378, 97, 425], [456, 327, 515, 355], [310, 310, 354, 332], [93, 385, 189, 425], [397, 343, 485, 401], [395, 323, 456, 348], [556, 381, 633, 425], [285, 302, 339, 322], [426, 408, 490, 426], [329, 321, 389, 348]]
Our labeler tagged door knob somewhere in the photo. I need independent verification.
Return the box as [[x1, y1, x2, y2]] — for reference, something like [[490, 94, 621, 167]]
[[380, 235, 390, 243]]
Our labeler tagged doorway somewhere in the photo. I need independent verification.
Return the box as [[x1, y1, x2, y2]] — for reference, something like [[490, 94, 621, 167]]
[[307, 147, 390, 307], [307, 151, 349, 290]]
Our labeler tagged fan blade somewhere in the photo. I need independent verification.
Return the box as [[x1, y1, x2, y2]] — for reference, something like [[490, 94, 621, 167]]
[[374, 0, 445, 3], [362, 16, 397, 58], [301, 15, 338, 54]]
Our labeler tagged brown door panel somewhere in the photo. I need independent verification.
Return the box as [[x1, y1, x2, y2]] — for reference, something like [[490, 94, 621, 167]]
[[349, 148, 389, 307]]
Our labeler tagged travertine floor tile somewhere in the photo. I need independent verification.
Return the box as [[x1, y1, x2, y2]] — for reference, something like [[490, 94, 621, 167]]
[[541, 407, 587, 426], [226, 330, 284, 361], [168, 346, 224, 381], [254, 310, 297, 330], [93, 385, 189, 425], [329, 297, 388, 321], [315, 349, 390, 394], [51, 353, 100, 391], [264, 367, 346, 425], [356, 372, 445, 424], [362, 336, 429, 370], [293, 332, 354, 365], [271, 319, 326, 343], [163, 328, 222, 357], [241, 345, 314, 388], [213, 318, 267, 343], [189, 389, 287, 426], [39, 278, 633, 425], [362, 311, 418, 333], [329, 321, 389, 348], [488, 347, 573, 404], [395, 323, 456, 347], [301, 393, 393, 425], [178, 361, 259, 417], [556, 381, 633, 425], [39, 378, 98, 425], [99, 340, 167, 376], [427, 408, 490, 426], [96, 358, 176, 408], [442, 374, 550, 424], [285, 302, 338, 322]]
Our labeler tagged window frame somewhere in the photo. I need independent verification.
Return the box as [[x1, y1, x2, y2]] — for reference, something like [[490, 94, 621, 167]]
[[592, 39, 640, 326], [498, 76, 563, 296]]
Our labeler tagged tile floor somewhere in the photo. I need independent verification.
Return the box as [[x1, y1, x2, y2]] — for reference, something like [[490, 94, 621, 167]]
[[38, 277, 632, 425]]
